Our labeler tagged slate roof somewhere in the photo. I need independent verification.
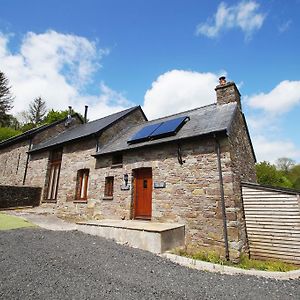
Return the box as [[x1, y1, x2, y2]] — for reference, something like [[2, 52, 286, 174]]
[[94, 102, 238, 156], [0, 114, 83, 149], [30, 106, 143, 153]]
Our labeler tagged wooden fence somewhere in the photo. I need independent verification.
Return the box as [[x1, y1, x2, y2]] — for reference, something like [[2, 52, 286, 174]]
[[242, 182, 300, 265]]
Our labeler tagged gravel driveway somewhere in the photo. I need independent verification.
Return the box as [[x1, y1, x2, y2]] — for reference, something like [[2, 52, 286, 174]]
[[0, 228, 299, 300]]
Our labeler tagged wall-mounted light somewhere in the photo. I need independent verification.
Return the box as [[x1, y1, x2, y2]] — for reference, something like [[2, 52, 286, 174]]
[[124, 173, 129, 186]]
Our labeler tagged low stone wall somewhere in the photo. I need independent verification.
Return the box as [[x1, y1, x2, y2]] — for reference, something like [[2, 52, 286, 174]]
[[0, 185, 42, 209]]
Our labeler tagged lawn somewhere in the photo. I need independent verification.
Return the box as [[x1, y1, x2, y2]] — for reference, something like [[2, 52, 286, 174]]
[[0, 212, 36, 230]]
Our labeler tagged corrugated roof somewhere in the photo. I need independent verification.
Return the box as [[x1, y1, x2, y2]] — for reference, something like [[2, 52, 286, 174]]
[[94, 102, 237, 156], [30, 106, 142, 153], [0, 114, 83, 149]]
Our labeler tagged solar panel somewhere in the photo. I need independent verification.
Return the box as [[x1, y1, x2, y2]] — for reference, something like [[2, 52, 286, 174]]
[[150, 116, 188, 138], [127, 116, 189, 144], [127, 122, 162, 143]]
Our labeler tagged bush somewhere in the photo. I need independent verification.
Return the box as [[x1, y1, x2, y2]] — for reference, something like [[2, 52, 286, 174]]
[[0, 127, 22, 142], [173, 249, 298, 272]]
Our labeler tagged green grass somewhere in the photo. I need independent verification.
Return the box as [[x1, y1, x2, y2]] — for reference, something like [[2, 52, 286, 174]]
[[173, 249, 298, 272], [0, 213, 36, 230]]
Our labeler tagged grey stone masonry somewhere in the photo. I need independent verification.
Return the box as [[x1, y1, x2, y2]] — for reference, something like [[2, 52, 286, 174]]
[[0, 116, 82, 186], [215, 82, 241, 109]]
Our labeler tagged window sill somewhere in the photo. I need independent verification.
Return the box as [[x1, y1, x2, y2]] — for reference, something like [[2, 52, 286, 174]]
[[42, 200, 57, 203], [111, 163, 123, 169], [73, 200, 88, 204], [103, 196, 113, 200]]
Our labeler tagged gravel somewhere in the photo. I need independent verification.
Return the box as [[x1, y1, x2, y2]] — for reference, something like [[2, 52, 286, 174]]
[[0, 228, 299, 300]]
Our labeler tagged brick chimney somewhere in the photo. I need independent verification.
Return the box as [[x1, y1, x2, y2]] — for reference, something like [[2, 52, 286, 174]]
[[215, 76, 241, 110]]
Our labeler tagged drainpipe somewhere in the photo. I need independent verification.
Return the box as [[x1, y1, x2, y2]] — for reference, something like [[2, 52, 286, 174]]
[[214, 134, 230, 261], [23, 138, 32, 185]]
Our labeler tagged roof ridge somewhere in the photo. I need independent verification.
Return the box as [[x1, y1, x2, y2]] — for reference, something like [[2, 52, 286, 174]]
[[85, 106, 139, 125], [30, 105, 142, 153], [0, 115, 77, 147]]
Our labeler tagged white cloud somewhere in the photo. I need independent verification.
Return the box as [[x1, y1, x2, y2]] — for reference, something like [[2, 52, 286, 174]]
[[278, 20, 292, 33], [196, 1, 266, 39], [0, 30, 130, 121], [84, 82, 133, 120], [245, 80, 300, 163], [252, 135, 300, 163], [247, 80, 300, 114], [143, 70, 220, 119]]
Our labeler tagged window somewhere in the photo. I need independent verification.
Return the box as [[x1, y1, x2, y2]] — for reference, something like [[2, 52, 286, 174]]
[[112, 154, 123, 167], [75, 169, 89, 201], [104, 176, 114, 198], [46, 149, 63, 201]]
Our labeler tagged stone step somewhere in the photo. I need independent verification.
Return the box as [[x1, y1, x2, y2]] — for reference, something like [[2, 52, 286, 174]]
[[77, 219, 185, 253]]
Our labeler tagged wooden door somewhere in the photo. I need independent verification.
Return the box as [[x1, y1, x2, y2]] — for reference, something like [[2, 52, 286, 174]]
[[134, 168, 152, 219]]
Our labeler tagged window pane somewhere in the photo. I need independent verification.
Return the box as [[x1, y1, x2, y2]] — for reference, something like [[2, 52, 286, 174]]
[[76, 169, 89, 200], [47, 166, 55, 199], [52, 165, 60, 199], [81, 172, 87, 199], [105, 176, 114, 197]]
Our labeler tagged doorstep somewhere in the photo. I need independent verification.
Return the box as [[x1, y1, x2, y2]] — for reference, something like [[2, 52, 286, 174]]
[[77, 219, 185, 254]]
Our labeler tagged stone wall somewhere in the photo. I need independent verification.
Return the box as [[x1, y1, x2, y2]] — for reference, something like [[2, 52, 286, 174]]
[[107, 137, 236, 258], [42, 132, 241, 259], [30, 108, 146, 217], [227, 110, 257, 257], [0, 141, 29, 185], [215, 82, 241, 109], [0, 116, 82, 187], [23, 107, 254, 260], [0, 185, 42, 208]]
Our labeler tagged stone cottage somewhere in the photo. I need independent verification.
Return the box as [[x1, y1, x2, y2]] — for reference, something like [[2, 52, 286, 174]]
[[0, 114, 83, 186], [0, 77, 256, 260]]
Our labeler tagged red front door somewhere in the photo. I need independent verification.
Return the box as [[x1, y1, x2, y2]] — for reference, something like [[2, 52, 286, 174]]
[[134, 168, 152, 219]]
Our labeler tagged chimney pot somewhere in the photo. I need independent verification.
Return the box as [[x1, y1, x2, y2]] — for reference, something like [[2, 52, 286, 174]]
[[219, 76, 226, 85], [215, 79, 242, 110]]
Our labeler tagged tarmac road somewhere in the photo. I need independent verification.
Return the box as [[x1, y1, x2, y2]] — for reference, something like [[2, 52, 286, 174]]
[[0, 228, 299, 300]]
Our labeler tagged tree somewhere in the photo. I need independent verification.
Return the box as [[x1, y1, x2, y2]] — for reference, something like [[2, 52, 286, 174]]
[[0, 70, 14, 127], [43, 109, 71, 124], [276, 157, 295, 174], [43, 108, 84, 124], [256, 161, 293, 188], [0, 127, 21, 142], [288, 165, 300, 190], [28, 97, 47, 124]]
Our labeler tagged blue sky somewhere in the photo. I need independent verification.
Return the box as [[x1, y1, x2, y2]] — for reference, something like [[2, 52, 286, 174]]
[[0, 0, 299, 162]]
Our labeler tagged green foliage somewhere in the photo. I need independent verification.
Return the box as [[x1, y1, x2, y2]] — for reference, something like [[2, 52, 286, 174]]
[[173, 249, 298, 272], [43, 109, 70, 124], [256, 161, 292, 188], [289, 165, 300, 190], [20, 123, 36, 133], [256, 159, 300, 190], [0, 127, 22, 142], [43, 109, 84, 124], [0, 70, 14, 127], [238, 255, 297, 272]]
